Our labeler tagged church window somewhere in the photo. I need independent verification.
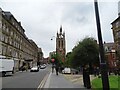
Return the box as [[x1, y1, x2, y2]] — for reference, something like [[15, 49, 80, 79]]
[[59, 40, 60, 48], [62, 40, 63, 48]]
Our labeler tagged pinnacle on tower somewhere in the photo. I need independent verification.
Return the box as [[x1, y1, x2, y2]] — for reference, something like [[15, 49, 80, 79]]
[[60, 25, 62, 33]]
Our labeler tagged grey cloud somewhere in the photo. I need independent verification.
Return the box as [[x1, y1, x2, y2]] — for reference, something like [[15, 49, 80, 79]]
[[61, 2, 94, 27], [0, 1, 118, 57]]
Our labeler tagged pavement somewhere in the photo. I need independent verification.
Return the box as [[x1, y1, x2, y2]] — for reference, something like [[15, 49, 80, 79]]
[[43, 68, 96, 89]]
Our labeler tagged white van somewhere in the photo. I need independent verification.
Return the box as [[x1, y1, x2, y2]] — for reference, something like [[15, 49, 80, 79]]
[[0, 57, 14, 76]]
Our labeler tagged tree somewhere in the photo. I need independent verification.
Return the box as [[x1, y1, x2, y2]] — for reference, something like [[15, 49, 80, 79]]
[[65, 52, 72, 67], [69, 37, 99, 68], [51, 52, 62, 67]]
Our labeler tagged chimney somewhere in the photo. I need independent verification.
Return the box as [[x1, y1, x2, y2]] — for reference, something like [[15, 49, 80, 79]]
[[19, 22, 21, 25]]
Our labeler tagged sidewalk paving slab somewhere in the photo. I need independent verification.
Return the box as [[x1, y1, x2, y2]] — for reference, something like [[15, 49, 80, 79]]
[[44, 69, 91, 89]]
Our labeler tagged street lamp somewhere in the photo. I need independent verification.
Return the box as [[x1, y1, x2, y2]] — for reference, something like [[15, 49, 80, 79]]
[[94, 0, 110, 89], [51, 36, 55, 41]]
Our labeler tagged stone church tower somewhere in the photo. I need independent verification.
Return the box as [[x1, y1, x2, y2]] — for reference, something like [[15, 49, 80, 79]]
[[56, 26, 66, 62]]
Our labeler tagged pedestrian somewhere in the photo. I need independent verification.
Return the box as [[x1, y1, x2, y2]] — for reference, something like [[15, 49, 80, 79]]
[[52, 64, 54, 73], [94, 67, 97, 77], [55, 65, 59, 75], [82, 65, 91, 89]]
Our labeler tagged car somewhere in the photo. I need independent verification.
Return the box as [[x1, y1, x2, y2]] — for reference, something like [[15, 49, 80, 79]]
[[71, 68, 79, 74], [43, 64, 47, 67], [40, 64, 46, 69], [30, 66, 39, 72], [62, 68, 71, 74]]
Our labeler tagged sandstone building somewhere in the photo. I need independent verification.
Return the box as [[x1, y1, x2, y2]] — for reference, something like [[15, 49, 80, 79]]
[[56, 26, 66, 62], [0, 8, 40, 72]]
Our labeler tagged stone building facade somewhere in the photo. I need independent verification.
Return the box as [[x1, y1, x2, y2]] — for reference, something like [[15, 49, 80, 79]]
[[56, 26, 66, 62], [38, 48, 43, 64], [111, 3, 120, 69], [111, 17, 120, 55], [0, 8, 39, 72]]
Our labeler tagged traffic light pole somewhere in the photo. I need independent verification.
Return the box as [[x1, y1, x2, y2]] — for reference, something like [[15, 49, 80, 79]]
[[94, 0, 110, 89]]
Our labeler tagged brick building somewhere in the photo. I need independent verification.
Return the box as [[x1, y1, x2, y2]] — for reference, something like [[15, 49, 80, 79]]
[[104, 42, 117, 71]]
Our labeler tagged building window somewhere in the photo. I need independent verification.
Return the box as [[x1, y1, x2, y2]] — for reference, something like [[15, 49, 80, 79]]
[[10, 48, 12, 57], [59, 40, 60, 48], [112, 53, 115, 59], [5, 36, 8, 43], [117, 31, 120, 38], [2, 45, 7, 55], [0, 34, 2, 41], [116, 21, 120, 28], [0, 21, 2, 29], [12, 21, 15, 25], [62, 40, 63, 48], [9, 38, 12, 45], [10, 31, 13, 36], [0, 46, 2, 55], [6, 26, 9, 33], [2, 34, 5, 42], [2, 23, 6, 30]]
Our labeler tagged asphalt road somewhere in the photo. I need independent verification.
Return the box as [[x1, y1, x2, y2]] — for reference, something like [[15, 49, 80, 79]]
[[1, 65, 51, 90]]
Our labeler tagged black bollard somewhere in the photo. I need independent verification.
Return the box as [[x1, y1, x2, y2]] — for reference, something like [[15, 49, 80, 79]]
[[83, 67, 87, 87], [83, 65, 91, 89], [85, 68, 91, 89]]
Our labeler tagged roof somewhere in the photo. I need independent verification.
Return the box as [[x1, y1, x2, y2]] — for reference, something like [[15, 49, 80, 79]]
[[104, 42, 115, 48], [111, 16, 120, 24], [104, 42, 115, 53]]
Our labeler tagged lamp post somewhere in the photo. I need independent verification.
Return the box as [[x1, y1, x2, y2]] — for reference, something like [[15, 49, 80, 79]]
[[50, 35, 56, 61], [94, 0, 110, 89], [51, 36, 55, 41]]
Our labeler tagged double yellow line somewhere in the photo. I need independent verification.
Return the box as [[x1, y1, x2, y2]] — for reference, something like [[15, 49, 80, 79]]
[[37, 68, 51, 90]]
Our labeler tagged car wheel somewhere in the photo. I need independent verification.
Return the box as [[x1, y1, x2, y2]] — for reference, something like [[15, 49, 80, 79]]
[[2, 72, 6, 77]]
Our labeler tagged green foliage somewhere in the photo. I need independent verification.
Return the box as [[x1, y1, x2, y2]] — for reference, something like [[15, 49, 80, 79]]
[[65, 52, 72, 67], [66, 37, 99, 68], [51, 52, 62, 67], [91, 75, 119, 89], [92, 77, 102, 89]]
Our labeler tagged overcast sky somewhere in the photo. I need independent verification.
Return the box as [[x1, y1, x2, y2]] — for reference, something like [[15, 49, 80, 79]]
[[0, 0, 119, 57]]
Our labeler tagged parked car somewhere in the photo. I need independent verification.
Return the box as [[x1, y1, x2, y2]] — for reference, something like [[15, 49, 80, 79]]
[[40, 64, 46, 69], [62, 68, 71, 74], [43, 64, 47, 67], [30, 66, 39, 72], [71, 68, 79, 74]]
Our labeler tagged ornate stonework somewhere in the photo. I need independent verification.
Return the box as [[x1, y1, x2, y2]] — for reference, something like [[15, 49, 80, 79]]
[[56, 26, 66, 62]]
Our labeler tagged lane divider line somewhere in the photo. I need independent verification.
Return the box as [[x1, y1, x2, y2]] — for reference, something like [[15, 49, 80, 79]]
[[37, 68, 51, 90]]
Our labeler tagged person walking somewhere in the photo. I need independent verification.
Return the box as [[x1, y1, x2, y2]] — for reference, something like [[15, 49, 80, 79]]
[[55, 65, 59, 75], [52, 64, 55, 73]]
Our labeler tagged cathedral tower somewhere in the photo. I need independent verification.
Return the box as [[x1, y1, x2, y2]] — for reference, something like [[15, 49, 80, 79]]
[[56, 26, 66, 62]]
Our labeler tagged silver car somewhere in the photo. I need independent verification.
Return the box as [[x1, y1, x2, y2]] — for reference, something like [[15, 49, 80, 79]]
[[30, 66, 39, 72]]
